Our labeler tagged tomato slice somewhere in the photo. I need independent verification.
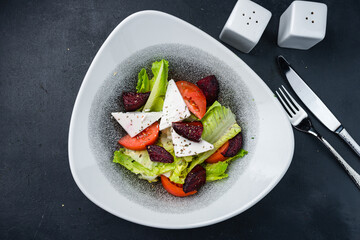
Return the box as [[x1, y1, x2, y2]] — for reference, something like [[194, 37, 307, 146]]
[[160, 175, 197, 197], [176, 81, 207, 119], [118, 122, 160, 151], [205, 141, 229, 163]]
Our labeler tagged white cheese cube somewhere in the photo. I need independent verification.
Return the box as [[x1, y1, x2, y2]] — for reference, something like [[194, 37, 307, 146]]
[[159, 79, 190, 130], [171, 128, 214, 157], [111, 112, 162, 137]]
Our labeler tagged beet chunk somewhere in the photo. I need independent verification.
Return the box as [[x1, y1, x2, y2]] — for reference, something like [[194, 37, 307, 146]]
[[172, 121, 203, 142], [222, 133, 243, 157], [196, 75, 219, 106], [122, 92, 150, 111], [183, 165, 206, 193], [146, 145, 174, 163]]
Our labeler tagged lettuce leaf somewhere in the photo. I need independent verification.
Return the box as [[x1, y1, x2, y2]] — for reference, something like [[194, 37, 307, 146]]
[[184, 113, 199, 122], [187, 123, 241, 172], [205, 148, 248, 182], [113, 148, 175, 182], [123, 148, 155, 170], [169, 157, 189, 184], [158, 102, 242, 183], [205, 161, 229, 181], [201, 101, 237, 144], [159, 128, 174, 153], [136, 68, 150, 93], [113, 149, 157, 181], [158, 129, 195, 184], [225, 148, 248, 163], [203, 101, 221, 118], [183, 101, 241, 173], [143, 59, 169, 112]]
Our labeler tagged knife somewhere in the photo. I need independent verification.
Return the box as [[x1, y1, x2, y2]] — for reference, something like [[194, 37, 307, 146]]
[[277, 55, 360, 158]]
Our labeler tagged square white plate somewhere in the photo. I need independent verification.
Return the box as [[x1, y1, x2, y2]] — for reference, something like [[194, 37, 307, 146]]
[[68, 10, 294, 229]]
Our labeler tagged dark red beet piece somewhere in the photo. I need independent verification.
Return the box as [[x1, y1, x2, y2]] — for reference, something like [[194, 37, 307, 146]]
[[146, 145, 174, 163], [122, 92, 150, 111], [222, 133, 243, 157], [196, 75, 219, 106], [183, 165, 206, 193], [172, 121, 203, 142]]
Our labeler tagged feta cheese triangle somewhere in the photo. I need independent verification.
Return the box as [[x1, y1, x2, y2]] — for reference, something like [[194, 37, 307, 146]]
[[171, 128, 214, 157], [111, 112, 162, 137], [159, 79, 190, 130]]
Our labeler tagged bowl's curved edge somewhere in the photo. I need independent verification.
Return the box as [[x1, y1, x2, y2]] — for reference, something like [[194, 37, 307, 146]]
[[68, 10, 158, 228], [68, 10, 295, 229]]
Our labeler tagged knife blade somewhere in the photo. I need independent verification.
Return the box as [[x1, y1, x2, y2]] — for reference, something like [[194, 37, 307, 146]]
[[277, 55, 360, 158]]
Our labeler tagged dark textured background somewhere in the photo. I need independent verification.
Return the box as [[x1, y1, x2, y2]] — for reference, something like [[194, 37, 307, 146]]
[[1, 0, 359, 239]]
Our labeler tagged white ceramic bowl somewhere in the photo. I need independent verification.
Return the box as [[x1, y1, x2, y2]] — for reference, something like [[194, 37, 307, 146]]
[[68, 10, 294, 229]]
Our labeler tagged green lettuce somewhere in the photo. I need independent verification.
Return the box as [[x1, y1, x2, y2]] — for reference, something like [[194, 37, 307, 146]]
[[203, 101, 221, 118], [169, 157, 189, 184], [187, 123, 241, 172], [205, 149, 248, 182], [184, 113, 199, 122], [136, 68, 150, 93], [159, 128, 174, 153], [123, 148, 155, 170], [113, 148, 175, 182], [143, 59, 169, 112], [205, 161, 229, 181], [168, 102, 241, 180], [201, 101, 237, 144], [225, 148, 248, 162], [158, 129, 195, 184]]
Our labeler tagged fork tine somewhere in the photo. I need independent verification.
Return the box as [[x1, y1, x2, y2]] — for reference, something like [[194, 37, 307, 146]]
[[281, 85, 300, 111], [275, 90, 293, 117], [279, 87, 296, 114]]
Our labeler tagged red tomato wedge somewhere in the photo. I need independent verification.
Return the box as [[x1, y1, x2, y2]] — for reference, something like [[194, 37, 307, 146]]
[[205, 141, 229, 163], [118, 122, 160, 151], [161, 175, 197, 197], [176, 81, 207, 119]]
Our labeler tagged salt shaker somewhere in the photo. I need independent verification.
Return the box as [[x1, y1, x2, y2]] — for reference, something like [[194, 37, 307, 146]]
[[278, 1, 328, 50], [219, 0, 272, 53]]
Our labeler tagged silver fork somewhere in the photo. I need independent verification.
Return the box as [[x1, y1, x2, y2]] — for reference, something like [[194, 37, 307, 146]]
[[276, 86, 360, 189]]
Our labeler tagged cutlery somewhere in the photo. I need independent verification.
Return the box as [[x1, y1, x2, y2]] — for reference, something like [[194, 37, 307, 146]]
[[276, 86, 360, 189], [277, 55, 360, 158]]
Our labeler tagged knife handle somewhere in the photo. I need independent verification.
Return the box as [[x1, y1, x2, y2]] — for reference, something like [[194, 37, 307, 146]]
[[337, 127, 360, 158], [315, 135, 360, 189]]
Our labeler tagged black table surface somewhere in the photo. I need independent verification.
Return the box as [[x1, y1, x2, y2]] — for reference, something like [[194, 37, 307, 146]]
[[1, 0, 359, 239]]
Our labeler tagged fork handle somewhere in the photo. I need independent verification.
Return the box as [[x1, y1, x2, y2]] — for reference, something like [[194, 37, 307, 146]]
[[314, 134, 360, 189], [336, 127, 360, 158]]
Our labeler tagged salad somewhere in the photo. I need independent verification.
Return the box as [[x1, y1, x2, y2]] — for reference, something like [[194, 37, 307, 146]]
[[111, 59, 247, 197]]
